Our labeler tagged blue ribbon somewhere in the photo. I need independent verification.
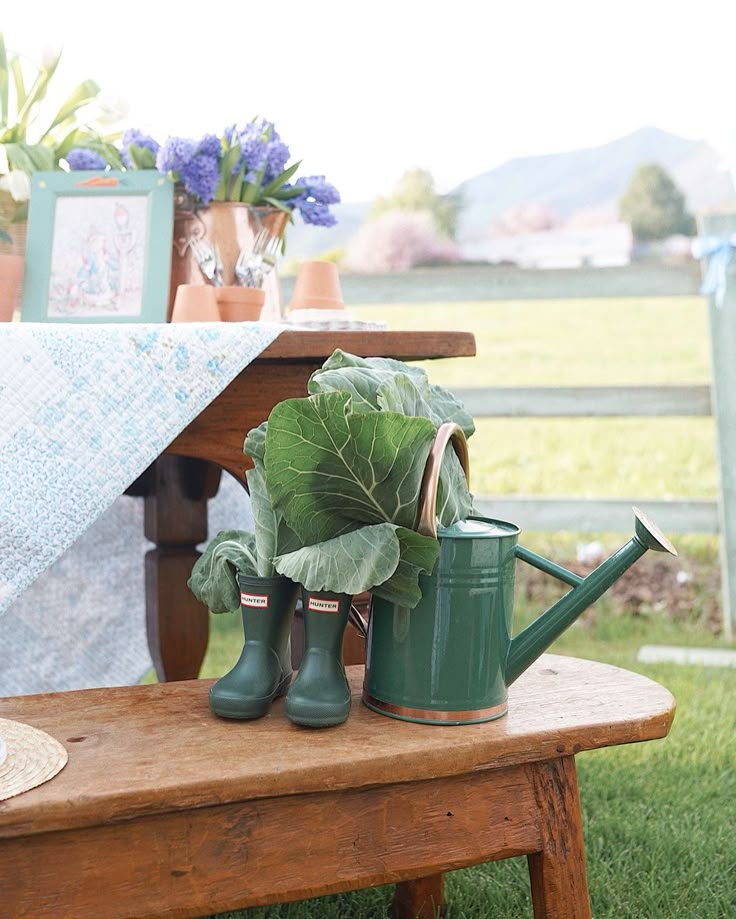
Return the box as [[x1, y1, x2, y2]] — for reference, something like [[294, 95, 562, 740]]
[[692, 235, 736, 308]]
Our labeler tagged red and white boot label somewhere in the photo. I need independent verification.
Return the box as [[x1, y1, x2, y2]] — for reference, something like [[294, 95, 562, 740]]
[[241, 592, 269, 608], [307, 596, 340, 613]]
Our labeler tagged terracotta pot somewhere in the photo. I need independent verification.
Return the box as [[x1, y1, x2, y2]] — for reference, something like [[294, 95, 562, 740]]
[[169, 194, 288, 322], [170, 284, 220, 322], [290, 261, 344, 311], [216, 286, 266, 321], [0, 254, 25, 321]]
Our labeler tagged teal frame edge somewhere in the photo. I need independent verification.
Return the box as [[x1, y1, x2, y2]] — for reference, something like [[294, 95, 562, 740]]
[[21, 170, 174, 323]]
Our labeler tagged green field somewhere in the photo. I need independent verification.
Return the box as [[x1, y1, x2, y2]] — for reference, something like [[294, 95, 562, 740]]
[[353, 296, 717, 501], [192, 296, 735, 919]]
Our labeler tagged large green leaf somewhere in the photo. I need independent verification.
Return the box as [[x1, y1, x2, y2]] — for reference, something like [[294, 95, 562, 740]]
[[273, 522, 439, 604], [309, 348, 475, 437], [273, 523, 401, 594], [371, 527, 441, 607], [243, 421, 300, 576], [245, 464, 277, 577], [308, 349, 426, 412], [265, 391, 437, 544], [187, 529, 258, 614], [379, 375, 473, 524]]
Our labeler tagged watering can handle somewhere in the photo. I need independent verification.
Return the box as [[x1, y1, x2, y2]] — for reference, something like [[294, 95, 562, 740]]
[[416, 422, 470, 538]]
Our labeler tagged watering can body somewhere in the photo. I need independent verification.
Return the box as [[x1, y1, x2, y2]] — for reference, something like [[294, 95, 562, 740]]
[[362, 422, 677, 726], [364, 517, 519, 723], [363, 510, 677, 725]]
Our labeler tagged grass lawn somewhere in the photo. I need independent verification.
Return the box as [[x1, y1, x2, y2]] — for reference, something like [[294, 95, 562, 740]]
[[189, 295, 735, 918]]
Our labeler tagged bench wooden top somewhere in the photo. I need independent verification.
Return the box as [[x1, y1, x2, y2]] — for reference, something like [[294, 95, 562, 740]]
[[0, 655, 674, 839]]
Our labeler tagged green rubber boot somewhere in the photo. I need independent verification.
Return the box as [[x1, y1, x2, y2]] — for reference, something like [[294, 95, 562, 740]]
[[209, 574, 300, 720], [285, 590, 352, 728]]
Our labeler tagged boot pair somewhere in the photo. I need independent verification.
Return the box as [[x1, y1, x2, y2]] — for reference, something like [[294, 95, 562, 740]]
[[209, 576, 352, 728]]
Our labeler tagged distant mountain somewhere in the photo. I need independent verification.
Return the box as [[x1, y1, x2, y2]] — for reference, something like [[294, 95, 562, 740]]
[[284, 127, 736, 260], [455, 126, 736, 247]]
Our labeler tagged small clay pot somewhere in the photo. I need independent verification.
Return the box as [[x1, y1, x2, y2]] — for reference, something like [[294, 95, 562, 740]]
[[290, 261, 344, 311], [216, 286, 266, 321], [170, 284, 220, 322], [0, 254, 25, 322]]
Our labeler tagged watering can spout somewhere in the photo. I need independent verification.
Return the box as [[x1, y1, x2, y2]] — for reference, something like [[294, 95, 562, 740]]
[[505, 507, 677, 686]]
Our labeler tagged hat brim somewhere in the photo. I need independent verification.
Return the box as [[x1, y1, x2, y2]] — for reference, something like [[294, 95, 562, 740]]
[[0, 717, 68, 801]]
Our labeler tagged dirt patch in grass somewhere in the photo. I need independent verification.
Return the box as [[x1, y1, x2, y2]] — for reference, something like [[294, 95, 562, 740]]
[[519, 550, 722, 633]]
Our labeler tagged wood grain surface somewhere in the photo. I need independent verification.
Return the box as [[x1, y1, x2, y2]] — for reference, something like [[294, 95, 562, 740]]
[[3, 764, 539, 918], [258, 329, 477, 362], [0, 654, 674, 839]]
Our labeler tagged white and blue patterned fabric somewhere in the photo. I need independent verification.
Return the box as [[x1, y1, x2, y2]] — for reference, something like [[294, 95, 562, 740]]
[[0, 322, 282, 695]]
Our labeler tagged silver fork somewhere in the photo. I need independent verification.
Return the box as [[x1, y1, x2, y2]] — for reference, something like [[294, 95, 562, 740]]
[[234, 228, 268, 288], [235, 228, 281, 288], [259, 233, 281, 280], [213, 244, 224, 287], [190, 237, 219, 286]]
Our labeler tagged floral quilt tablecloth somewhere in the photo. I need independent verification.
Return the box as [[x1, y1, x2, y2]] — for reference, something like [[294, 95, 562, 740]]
[[0, 322, 282, 694]]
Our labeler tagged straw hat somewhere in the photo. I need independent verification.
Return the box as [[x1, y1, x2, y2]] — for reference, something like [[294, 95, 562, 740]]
[[0, 717, 68, 801]]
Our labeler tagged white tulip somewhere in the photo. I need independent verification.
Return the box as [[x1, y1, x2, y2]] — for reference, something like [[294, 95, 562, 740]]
[[96, 93, 130, 126], [0, 148, 8, 175], [41, 44, 61, 70]]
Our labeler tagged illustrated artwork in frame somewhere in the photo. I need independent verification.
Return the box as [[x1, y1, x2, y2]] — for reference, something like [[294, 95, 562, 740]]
[[21, 170, 174, 323]]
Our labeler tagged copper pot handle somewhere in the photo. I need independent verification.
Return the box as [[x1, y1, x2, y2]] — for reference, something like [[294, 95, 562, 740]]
[[415, 422, 470, 539]]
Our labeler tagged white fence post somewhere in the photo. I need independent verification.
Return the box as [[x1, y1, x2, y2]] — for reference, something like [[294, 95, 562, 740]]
[[699, 213, 736, 640]]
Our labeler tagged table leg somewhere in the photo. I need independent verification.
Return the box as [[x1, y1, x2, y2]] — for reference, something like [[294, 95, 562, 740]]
[[392, 874, 445, 919], [144, 457, 221, 682], [527, 756, 591, 919]]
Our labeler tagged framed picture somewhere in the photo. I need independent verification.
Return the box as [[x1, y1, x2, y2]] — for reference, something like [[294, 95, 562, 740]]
[[21, 170, 174, 323]]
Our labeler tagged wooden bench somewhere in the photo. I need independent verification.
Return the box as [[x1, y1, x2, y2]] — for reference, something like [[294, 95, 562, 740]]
[[0, 655, 675, 919]]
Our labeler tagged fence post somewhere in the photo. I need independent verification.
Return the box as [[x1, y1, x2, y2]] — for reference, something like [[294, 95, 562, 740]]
[[699, 213, 736, 639]]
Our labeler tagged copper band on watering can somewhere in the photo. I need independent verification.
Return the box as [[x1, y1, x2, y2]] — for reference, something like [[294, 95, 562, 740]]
[[362, 692, 508, 723], [416, 422, 470, 538]]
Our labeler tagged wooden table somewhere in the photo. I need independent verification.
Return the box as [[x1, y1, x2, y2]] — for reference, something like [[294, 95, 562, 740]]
[[0, 655, 675, 919], [135, 329, 475, 682]]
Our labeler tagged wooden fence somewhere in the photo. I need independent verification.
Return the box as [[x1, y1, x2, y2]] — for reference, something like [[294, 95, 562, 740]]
[[454, 214, 735, 638]]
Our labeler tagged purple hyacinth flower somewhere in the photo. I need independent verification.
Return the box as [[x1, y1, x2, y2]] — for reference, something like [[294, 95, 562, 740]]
[[263, 140, 291, 183], [180, 152, 221, 205], [297, 200, 337, 227], [299, 175, 341, 205], [156, 137, 198, 173], [66, 148, 107, 170], [197, 133, 221, 160], [121, 129, 160, 167]]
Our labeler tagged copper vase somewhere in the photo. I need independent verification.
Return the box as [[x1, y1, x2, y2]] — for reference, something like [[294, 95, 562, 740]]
[[169, 191, 289, 321]]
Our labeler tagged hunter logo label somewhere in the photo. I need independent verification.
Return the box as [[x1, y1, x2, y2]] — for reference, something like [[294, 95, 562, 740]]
[[241, 592, 269, 608], [307, 596, 340, 613]]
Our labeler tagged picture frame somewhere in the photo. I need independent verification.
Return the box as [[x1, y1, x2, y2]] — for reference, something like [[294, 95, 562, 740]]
[[21, 170, 174, 323]]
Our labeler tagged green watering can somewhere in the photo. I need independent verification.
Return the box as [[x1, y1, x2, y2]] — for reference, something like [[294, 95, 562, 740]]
[[362, 423, 678, 725]]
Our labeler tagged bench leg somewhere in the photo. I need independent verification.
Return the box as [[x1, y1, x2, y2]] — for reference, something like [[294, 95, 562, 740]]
[[392, 873, 445, 918], [527, 756, 591, 919]]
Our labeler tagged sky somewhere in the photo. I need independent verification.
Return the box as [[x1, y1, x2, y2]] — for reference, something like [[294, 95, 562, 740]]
[[5, 1, 736, 204]]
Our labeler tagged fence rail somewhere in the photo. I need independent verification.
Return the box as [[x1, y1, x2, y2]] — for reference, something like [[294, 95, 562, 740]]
[[456, 212, 735, 638], [467, 383, 716, 534], [453, 384, 711, 418]]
